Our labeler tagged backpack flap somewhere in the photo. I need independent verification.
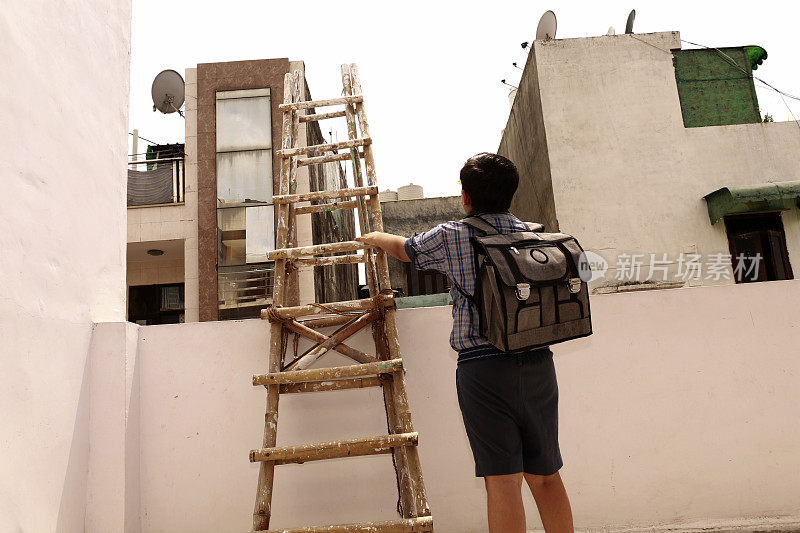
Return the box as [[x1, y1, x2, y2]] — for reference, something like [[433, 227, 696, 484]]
[[472, 233, 582, 295]]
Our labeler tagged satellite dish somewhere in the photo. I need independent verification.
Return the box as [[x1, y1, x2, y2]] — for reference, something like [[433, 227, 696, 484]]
[[625, 9, 636, 34], [607, 26, 616, 36], [151, 69, 185, 115], [536, 10, 557, 40]]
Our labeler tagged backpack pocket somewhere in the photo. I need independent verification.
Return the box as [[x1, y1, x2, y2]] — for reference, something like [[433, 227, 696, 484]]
[[516, 305, 541, 331]]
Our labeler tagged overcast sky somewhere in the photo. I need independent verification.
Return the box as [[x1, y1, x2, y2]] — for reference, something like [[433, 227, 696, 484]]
[[130, 1, 800, 198]]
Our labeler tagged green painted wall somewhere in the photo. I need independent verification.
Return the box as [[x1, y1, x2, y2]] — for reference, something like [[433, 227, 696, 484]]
[[672, 48, 761, 128]]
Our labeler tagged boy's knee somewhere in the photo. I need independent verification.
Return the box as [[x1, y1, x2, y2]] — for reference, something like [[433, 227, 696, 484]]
[[525, 471, 561, 489], [484, 473, 523, 493]]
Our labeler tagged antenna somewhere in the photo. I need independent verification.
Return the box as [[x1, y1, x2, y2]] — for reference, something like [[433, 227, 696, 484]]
[[625, 9, 636, 34], [151, 69, 185, 117], [536, 10, 557, 41]]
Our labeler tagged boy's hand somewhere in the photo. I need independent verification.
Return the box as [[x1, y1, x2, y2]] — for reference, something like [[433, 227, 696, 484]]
[[355, 232, 383, 247], [355, 232, 411, 262]]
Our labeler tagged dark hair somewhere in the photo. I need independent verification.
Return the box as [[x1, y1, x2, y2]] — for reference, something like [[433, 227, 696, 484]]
[[459, 152, 519, 213]]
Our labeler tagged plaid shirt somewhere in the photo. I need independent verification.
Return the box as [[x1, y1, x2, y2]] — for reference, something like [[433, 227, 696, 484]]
[[403, 211, 528, 352]]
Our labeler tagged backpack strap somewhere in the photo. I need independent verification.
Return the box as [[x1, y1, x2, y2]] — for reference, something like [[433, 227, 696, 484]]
[[460, 215, 500, 235], [450, 216, 499, 301], [524, 222, 545, 232]]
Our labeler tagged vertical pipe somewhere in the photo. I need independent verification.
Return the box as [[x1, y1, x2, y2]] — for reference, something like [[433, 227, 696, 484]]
[[178, 159, 184, 202], [172, 160, 178, 204], [131, 128, 138, 166]]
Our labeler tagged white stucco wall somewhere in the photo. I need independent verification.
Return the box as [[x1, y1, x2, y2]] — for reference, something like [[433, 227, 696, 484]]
[[131, 281, 800, 532], [0, 1, 132, 530], [533, 32, 800, 286]]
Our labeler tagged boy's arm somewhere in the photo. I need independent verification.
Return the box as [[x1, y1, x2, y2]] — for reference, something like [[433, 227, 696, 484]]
[[355, 232, 410, 262]]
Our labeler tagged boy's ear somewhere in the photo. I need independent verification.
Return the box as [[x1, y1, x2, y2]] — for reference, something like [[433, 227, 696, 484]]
[[461, 189, 472, 213]]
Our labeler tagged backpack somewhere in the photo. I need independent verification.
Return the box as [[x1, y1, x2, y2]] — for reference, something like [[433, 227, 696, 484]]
[[459, 215, 593, 353]]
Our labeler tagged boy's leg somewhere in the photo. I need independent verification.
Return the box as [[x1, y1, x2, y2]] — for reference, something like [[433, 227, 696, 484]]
[[524, 471, 574, 533], [485, 473, 526, 533]]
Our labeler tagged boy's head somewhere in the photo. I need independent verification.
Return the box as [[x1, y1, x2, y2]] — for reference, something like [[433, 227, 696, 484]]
[[459, 152, 519, 214]]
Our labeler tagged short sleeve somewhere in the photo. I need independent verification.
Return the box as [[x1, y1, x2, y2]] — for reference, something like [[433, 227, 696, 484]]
[[403, 224, 449, 274]]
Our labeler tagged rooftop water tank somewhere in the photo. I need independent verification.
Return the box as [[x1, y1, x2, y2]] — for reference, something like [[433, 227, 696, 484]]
[[397, 183, 423, 201], [379, 189, 398, 202]]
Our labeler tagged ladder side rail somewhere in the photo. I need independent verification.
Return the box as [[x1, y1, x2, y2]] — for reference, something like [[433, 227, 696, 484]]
[[343, 63, 417, 518], [367, 191, 431, 519], [286, 72, 302, 301], [351, 63, 431, 518], [253, 72, 296, 532], [340, 64, 379, 299]]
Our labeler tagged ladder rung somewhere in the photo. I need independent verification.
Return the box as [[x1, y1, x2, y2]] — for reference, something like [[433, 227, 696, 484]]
[[299, 109, 347, 123], [273, 186, 377, 204], [258, 516, 432, 533], [278, 95, 363, 111], [253, 358, 403, 386], [298, 150, 364, 168], [260, 295, 393, 321], [249, 432, 418, 464], [295, 314, 358, 329], [290, 254, 367, 269], [279, 376, 383, 394], [266, 241, 372, 261], [277, 137, 371, 158], [295, 199, 359, 215]]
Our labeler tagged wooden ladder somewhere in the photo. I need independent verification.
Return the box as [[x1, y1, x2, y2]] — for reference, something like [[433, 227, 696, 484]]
[[250, 64, 433, 532]]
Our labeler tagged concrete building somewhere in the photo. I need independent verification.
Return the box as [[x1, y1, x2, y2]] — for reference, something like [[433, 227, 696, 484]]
[[500, 31, 800, 292], [127, 59, 358, 324]]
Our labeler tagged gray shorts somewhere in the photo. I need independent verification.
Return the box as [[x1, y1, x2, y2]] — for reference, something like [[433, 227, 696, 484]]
[[455, 347, 563, 477]]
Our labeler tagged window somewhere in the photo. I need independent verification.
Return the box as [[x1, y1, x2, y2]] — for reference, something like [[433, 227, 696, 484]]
[[217, 205, 275, 266], [128, 283, 185, 325], [215, 88, 275, 317], [724, 212, 793, 283]]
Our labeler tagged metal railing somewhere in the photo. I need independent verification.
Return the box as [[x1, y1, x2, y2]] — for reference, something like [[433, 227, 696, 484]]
[[217, 263, 275, 310], [127, 157, 184, 207]]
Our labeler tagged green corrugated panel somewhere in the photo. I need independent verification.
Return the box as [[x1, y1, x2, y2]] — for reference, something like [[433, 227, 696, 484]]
[[703, 180, 800, 224], [673, 48, 761, 127]]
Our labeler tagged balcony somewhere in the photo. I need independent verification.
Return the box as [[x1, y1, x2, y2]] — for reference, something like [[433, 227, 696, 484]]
[[127, 156, 184, 207], [217, 263, 275, 320]]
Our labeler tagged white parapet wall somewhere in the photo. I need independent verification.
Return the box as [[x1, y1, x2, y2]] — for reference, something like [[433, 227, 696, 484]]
[[99, 280, 800, 532], [0, 2, 132, 531]]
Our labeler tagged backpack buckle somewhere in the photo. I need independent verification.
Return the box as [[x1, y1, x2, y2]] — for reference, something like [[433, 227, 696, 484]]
[[568, 278, 582, 293], [515, 283, 531, 300]]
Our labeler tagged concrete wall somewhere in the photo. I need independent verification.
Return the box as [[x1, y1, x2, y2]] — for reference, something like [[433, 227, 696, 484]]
[[127, 257, 185, 288], [381, 196, 464, 295], [131, 280, 800, 532], [518, 32, 800, 289], [498, 40, 559, 233], [0, 1, 132, 530]]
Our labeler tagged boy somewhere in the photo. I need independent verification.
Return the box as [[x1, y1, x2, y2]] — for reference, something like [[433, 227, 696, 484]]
[[356, 153, 573, 533]]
